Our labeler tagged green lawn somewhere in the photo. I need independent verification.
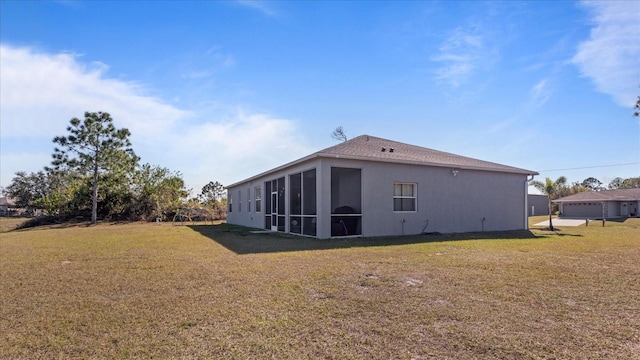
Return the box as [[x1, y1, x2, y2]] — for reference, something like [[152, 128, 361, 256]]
[[1, 218, 639, 359]]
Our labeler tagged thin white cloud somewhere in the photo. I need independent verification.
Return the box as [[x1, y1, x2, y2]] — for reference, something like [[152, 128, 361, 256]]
[[572, 1, 640, 107], [181, 47, 235, 79], [235, 0, 277, 17], [530, 79, 552, 107], [486, 117, 516, 134], [205, 46, 236, 68], [0, 44, 310, 189], [431, 26, 497, 88]]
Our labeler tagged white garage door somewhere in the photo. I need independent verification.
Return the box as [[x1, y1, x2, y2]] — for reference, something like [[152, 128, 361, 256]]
[[562, 202, 601, 218]]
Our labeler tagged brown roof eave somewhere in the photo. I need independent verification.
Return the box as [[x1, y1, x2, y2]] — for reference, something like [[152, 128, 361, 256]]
[[227, 152, 537, 189], [317, 153, 538, 175], [552, 195, 606, 203], [553, 189, 640, 203], [225, 153, 321, 189], [554, 197, 640, 203]]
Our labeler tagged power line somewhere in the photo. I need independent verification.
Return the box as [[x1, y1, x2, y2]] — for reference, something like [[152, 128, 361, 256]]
[[539, 162, 640, 172]]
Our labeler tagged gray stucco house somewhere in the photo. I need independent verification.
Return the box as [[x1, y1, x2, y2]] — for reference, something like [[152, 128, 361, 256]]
[[527, 194, 550, 216], [0, 197, 16, 215], [554, 188, 640, 219], [226, 135, 538, 239]]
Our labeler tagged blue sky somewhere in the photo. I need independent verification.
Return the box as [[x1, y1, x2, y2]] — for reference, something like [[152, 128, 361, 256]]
[[1, 0, 638, 194]]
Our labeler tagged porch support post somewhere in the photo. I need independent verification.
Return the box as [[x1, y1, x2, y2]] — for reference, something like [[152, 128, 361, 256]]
[[525, 175, 535, 230]]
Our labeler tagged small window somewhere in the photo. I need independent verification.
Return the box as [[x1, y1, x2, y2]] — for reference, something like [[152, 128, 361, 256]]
[[393, 183, 416, 212], [228, 194, 233, 213], [247, 188, 251, 212], [238, 190, 242, 212], [255, 186, 262, 212]]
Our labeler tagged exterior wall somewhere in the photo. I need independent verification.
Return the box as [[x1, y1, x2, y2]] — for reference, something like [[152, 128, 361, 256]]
[[630, 201, 639, 217], [606, 202, 619, 218], [228, 158, 529, 238], [318, 158, 528, 237], [561, 202, 603, 218], [620, 201, 639, 217], [603, 201, 639, 218], [226, 159, 320, 232], [559, 201, 640, 219], [527, 194, 549, 216]]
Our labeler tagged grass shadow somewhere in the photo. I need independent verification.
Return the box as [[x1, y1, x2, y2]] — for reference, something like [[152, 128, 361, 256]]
[[531, 228, 584, 237], [188, 224, 546, 255], [598, 217, 632, 223], [9, 217, 142, 232], [12, 221, 92, 231]]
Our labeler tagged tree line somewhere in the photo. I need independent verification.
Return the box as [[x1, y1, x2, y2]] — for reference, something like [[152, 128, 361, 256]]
[[3, 112, 227, 224]]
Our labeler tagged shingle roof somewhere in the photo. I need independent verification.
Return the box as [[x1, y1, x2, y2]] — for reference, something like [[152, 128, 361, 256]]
[[315, 135, 537, 175], [0, 197, 16, 206], [226, 135, 537, 188], [554, 188, 640, 202]]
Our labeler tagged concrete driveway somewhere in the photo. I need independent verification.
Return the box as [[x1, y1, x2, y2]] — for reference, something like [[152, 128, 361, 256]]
[[533, 218, 586, 227]]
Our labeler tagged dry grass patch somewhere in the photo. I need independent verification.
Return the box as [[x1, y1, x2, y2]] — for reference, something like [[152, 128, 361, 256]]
[[0, 217, 29, 232], [1, 219, 639, 359]]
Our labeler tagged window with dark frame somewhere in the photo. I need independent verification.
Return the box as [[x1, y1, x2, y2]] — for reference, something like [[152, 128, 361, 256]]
[[289, 169, 317, 236], [264, 177, 285, 232], [331, 167, 362, 237], [393, 183, 416, 212]]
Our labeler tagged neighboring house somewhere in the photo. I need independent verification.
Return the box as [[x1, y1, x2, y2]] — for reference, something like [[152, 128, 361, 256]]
[[226, 135, 538, 239], [554, 188, 640, 219], [0, 197, 17, 215], [527, 194, 550, 216]]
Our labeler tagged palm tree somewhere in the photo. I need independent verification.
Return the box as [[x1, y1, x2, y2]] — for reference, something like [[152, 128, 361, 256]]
[[530, 176, 567, 231]]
